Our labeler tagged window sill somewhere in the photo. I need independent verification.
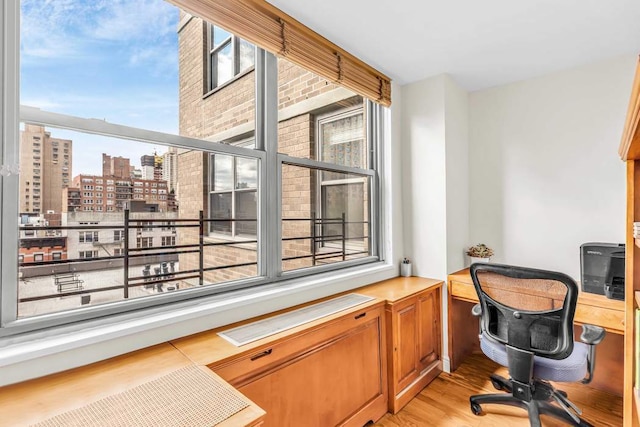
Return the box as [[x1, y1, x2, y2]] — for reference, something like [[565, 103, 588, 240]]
[[203, 67, 255, 100], [0, 261, 395, 387]]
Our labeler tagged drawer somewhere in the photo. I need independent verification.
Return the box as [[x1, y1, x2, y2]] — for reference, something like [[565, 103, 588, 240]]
[[211, 304, 383, 386], [450, 280, 478, 302], [574, 304, 624, 334]]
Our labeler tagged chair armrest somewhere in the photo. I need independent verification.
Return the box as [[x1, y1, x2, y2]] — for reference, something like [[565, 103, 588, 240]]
[[580, 324, 605, 346], [472, 303, 482, 317], [579, 324, 606, 384]]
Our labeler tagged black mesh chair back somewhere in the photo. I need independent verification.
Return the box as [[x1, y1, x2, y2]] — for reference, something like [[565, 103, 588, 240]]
[[470, 263, 578, 360]]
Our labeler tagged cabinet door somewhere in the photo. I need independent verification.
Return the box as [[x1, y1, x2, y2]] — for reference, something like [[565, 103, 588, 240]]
[[418, 289, 440, 370], [237, 316, 385, 427], [393, 298, 420, 393]]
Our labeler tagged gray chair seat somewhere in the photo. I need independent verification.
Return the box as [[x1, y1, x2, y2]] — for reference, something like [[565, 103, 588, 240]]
[[480, 335, 589, 383]]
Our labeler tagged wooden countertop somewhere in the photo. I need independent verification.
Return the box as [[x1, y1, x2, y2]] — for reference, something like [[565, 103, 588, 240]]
[[0, 343, 265, 426], [355, 276, 443, 303], [0, 276, 442, 426], [448, 268, 625, 334], [171, 276, 443, 367]]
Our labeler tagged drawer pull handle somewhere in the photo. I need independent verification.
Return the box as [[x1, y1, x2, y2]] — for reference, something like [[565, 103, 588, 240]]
[[250, 349, 273, 361], [354, 312, 367, 320]]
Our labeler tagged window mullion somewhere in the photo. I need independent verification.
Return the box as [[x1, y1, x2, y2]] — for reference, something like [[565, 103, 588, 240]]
[[231, 158, 237, 237], [263, 50, 280, 280], [1, 0, 20, 326], [367, 100, 381, 259]]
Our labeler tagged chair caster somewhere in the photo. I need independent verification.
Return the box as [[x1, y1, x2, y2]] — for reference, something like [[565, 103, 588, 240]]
[[470, 402, 483, 416]]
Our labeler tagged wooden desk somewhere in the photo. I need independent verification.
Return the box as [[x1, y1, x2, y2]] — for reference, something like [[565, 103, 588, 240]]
[[0, 343, 265, 426], [0, 277, 442, 426], [447, 268, 625, 396]]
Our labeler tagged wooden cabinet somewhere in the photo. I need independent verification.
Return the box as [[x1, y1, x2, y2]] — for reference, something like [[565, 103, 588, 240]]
[[386, 286, 442, 414], [619, 55, 640, 427], [210, 303, 388, 427]]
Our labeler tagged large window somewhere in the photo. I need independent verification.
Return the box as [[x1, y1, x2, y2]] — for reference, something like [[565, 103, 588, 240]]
[[207, 24, 255, 91], [1, 1, 384, 336]]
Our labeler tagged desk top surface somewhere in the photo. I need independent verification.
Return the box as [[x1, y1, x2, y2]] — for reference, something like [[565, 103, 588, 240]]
[[172, 276, 443, 366], [0, 343, 265, 426], [448, 268, 624, 311], [448, 268, 625, 334]]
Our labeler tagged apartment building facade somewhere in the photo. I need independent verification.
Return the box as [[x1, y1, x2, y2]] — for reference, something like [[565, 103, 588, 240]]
[[162, 148, 178, 195], [102, 154, 131, 179], [19, 124, 73, 214], [68, 175, 172, 213]]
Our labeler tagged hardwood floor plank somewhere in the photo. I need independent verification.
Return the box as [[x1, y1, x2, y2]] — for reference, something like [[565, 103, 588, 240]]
[[374, 353, 622, 427]]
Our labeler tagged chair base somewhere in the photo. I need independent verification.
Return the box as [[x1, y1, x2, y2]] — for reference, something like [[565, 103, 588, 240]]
[[470, 374, 593, 427]]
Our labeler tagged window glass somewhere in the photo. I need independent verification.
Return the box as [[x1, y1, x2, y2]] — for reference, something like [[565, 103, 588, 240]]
[[236, 191, 258, 236], [281, 164, 370, 272], [213, 155, 233, 191], [212, 26, 231, 48], [320, 112, 365, 168], [236, 157, 257, 189], [210, 193, 232, 234], [214, 43, 234, 87], [9, 0, 379, 330], [239, 39, 255, 73], [277, 58, 366, 164]]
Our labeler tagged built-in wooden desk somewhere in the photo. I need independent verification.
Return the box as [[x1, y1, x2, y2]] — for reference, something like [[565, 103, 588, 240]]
[[0, 276, 443, 426], [447, 268, 625, 396], [0, 343, 265, 426]]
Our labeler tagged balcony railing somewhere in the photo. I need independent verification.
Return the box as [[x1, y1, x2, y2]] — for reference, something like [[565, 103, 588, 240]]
[[17, 211, 369, 307]]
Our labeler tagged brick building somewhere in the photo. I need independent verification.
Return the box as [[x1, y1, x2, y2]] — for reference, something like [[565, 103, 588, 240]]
[[68, 175, 172, 213], [102, 154, 131, 179], [19, 213, 67, 265], [177, 15, 369, 284]]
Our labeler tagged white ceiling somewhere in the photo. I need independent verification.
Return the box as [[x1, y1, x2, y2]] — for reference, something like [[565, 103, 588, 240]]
[[267, 0, 640, 90]]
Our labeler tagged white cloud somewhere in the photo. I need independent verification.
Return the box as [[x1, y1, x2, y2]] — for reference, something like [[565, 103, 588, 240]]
[[20, 0, 178, 61]]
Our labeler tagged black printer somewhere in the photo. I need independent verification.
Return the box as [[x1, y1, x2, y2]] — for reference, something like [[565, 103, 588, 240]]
[[580, 242, 625, 300]]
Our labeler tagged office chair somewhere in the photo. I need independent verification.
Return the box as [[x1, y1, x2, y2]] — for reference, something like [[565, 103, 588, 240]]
[[468, 263, 605, 427]]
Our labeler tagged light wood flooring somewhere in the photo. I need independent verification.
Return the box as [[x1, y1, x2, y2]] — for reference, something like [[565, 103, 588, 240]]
[[374, 353, 622, 427]]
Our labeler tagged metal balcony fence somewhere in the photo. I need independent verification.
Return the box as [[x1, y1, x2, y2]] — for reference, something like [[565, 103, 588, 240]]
[[17, 210, 369, 304]]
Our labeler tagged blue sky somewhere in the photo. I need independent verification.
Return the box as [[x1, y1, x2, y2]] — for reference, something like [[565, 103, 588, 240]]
[[20, 0, 180, 175]]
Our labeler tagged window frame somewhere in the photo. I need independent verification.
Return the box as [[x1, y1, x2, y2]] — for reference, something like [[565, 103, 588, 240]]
[[208, 138, 258, 238], [315, 106, 369, 252], [0, 12, 384, 338], [205, 23, 256, 94]]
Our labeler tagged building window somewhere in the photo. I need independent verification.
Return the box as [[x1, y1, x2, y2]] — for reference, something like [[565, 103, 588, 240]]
[[137, 237, 153, 248], [114, 230, 124, 242], [209, 143, 257, 237], [161, 236, 176, 246], [317, 108, 367, 248], [51, 252, 62, 260], [113, 248, 123, 256], [79, 231, 99, 243], [33, 253, 44, 262], [79, 251, 98, 259], [207, 24, 255, 91], [18, 255, 24, 264]]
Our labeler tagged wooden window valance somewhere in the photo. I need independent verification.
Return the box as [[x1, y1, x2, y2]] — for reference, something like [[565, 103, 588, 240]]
[[169, 0, 392, 106]]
